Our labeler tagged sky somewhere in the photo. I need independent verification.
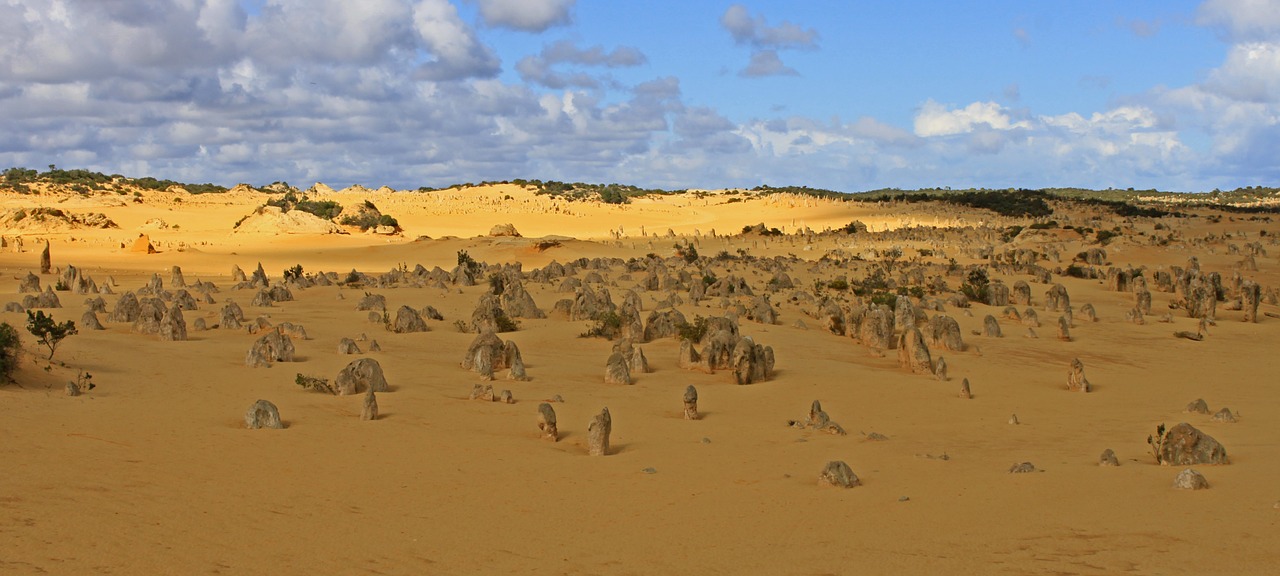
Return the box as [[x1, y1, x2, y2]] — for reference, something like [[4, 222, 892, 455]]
[[0, 0, 1278, 192]]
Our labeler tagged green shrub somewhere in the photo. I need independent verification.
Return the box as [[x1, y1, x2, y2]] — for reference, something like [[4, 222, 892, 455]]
[[26, 310, 77, 361], [676, 315, 709, 342], [827, 278, 849, 291], [494, 310, 519, 333], [867, 291, 897, 310], [0, 322, 20, 381], [960, 268, 990, 303], [579, 311, 623, 339]]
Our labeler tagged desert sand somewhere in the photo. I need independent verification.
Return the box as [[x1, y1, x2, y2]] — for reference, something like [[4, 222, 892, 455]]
[[1, 182, 1277, 575]]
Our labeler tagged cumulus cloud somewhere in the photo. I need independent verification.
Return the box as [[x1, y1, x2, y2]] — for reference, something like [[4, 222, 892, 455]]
[[721, 5, 816, 78], [913, 100, 1030, 137], [1, 0, 1277, 193], [721, 4, 818, 49], [1197, 0, 1280, 42], [411, 0, 502, 81], [474, 0, 574, 32], [739, 50, 797, 77], [516, 40, 647, 89]]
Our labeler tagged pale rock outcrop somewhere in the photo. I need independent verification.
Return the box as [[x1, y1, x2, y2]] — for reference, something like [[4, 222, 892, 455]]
[[335, 358, 389, 396]]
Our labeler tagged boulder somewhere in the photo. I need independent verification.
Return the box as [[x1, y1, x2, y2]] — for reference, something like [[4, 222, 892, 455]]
[[338, 337, 362, 355], [1066, 358, 1090, 392], [1172, 468, 1209, 490], [587, 407, 611, 456], [982, 315, 1002, 338], [361, 389, 379, 421], [244, 399, 283, 429], [1185, 399, 1210, 414], [1242, 280, 1261, 323], [158, 303, 187, 341], [683, 385, 699, 420], [897, 327, 933, 375], [335, 358, 389, 395], [927, 315, 965, 351], [818, 461, 860, 488], [18, 272, 40, 293], [245, 331, 295, 367], [537, 403, 558, 441], [605, 352, 631, 385], [470, 383, 496, 401], [220, 301, 244, 329], [1009, 462, 1037, 474], [488, 223, 521, 237], [1158, 423, 1228, 465], [392, 305, 428, 333], [80, 310, 105, 330], [39, 241, 51, 274]]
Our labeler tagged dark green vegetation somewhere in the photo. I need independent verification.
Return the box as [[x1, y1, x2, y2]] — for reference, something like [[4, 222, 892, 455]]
[[26, 310, 77, 361], [515, 179, 684, 204], [2, 165, 227, 195], [266, 191, 343, 220], [6, 165, 1280, 215], [0, 322, 20, 381], [338, 205, 399, 230]]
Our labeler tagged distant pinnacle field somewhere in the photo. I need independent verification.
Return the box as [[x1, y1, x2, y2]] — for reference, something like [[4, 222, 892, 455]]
[[1, 180, 1278, 575]]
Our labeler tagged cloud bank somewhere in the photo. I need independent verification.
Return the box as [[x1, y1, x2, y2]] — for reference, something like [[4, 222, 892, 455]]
[[0, 0, 1274, 191]]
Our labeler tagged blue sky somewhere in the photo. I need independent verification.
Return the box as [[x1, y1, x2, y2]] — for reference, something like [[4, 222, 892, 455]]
[[0, 0, 1277, 192]]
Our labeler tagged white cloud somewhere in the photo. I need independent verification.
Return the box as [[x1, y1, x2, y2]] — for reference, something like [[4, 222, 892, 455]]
[[1197, 0, 1280, 42], [411, 0, 502, 80], [913, 100, 1029, 137], [474, 0, 574, 32]]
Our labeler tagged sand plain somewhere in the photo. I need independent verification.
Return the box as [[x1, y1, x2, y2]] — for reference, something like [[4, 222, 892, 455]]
[[0, 184, 1277, 575]]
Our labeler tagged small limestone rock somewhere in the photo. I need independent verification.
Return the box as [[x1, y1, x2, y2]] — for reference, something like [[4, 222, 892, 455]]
[[1185, 398, 1210, 414], [338, 337, 362, 354], [65, 381, 81, 396], [1008, 462, 1037, 474], [1211, 408, 1236, 423], [536, 402, 558, 441], [683, 385, 699, 420], [500, 389, 515, 404], [361, 389, 378, 421], [1056, 316, 1071, 341], [818, 460, 861, 488], [1172, 468, 1209, 490], [1008, 414, 1020, 425], [470, 383, 495, 401], [934, 356, 948, 382], [604, 352, 631, 385], [1099, 449, 1120, 467], [368, 340, 381, 352], [959, 378, 972, 399], [865, 432, 889, 441], [1067, 358, 1090, 392], [244, 399, 283, 429], [587, 407, 612, 456]]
